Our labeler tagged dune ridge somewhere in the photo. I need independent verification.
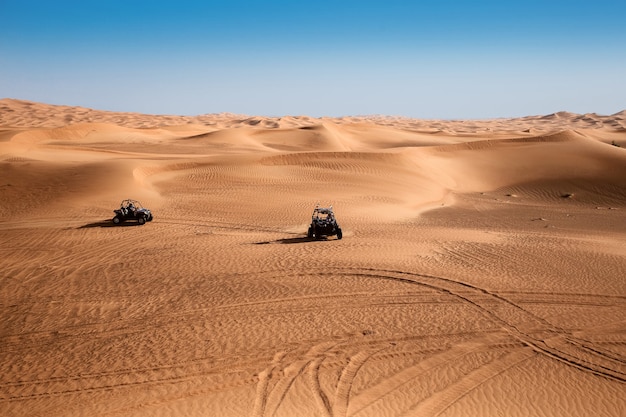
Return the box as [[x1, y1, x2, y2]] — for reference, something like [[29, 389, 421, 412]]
[[1, 100, 625, 417], [2, 98, 625, 135]]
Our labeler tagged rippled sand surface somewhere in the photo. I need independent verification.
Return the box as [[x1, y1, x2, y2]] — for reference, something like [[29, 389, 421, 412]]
[[1, 99, 625, 416]]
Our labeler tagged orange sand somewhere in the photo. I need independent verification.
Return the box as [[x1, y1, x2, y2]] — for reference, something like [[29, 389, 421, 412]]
[[1, 99, 625, 416]]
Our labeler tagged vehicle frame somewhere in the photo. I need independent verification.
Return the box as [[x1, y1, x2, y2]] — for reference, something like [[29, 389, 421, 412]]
[[112, 199, 153, 225], [307, 204, 342, 240]]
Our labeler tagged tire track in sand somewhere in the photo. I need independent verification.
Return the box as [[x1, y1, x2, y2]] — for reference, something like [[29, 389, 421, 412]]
[[252, 342, 340, 417], [339, 267, 626, 383], [244, 267, 624, 417]]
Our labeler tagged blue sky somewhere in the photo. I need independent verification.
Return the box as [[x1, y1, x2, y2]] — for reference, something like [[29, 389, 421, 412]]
[[1, 0, 625, 118]]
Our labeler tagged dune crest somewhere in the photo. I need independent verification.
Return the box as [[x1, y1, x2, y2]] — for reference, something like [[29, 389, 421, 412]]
[[1, 100, 625, 417]]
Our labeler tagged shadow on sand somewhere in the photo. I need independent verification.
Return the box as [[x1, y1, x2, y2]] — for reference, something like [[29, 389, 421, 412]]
[[77, 220, 143, 229], [255, 236, 335, 245]]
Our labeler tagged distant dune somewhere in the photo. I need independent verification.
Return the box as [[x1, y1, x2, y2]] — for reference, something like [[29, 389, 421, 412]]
[[1, 99, 625, 417]]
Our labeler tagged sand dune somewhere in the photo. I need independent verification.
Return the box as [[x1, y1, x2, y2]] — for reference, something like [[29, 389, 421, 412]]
[[1, 99, 625, 417]]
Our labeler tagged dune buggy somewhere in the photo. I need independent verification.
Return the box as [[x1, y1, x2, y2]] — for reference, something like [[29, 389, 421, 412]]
[[307, 204, 342, 240], [112, 199, 153, 225]]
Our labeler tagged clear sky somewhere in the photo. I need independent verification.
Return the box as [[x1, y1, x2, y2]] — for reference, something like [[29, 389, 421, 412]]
[[1, 0, 625, 118]]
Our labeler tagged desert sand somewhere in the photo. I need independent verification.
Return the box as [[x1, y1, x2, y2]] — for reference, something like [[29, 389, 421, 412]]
[[1, 98, 625, 417]]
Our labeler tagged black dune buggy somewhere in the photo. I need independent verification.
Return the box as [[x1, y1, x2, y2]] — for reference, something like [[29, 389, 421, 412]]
[[307, 204, 342, 240], [112, 199, 153, 225]]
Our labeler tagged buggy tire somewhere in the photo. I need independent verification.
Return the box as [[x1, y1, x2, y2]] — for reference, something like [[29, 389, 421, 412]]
[[147, 214, 153, 222], [337, 228, 343, 240], [307, 226, 313, 238], [112, 216, 121, 225], [138, 217, 146, 225]]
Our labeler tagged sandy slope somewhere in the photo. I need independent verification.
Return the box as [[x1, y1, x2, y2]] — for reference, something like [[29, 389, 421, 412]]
[[1, 99, 625, 417]]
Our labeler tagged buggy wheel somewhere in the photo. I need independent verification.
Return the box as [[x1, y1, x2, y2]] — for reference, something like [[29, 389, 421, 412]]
[[307, 226, 313, 238], [138, 217, 146, 225], [337, 228, 343, 240], [147, 214, 153, 222], [112, 216, 121, 225]]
